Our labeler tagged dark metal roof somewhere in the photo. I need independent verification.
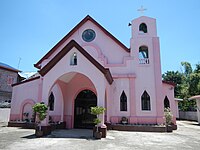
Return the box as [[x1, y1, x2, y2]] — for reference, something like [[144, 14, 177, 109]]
[[0, 62, 20, 72]]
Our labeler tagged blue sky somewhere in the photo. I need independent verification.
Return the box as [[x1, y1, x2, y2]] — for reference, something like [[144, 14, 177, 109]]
[[1, 0, 200, 74]]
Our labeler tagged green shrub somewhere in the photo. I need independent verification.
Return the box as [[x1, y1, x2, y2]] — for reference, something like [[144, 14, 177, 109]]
[[164, 108, 173, 125], [91, 106, 105, 116], [90, 106, 106, 132], [32, 103, 48, 121]]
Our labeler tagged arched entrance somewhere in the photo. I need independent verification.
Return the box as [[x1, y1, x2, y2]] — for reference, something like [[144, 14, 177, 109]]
[[74, 90, 97, 128]]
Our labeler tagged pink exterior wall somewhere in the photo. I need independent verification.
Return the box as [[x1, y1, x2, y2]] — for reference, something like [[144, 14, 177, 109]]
[[152, 37, 164, 124], [10, 79, 39, 121], [48, 83, 64, 122], [162, 83, 176, 124], [131, 16, 157, 38], [111, 78, 130, 116], [130, 16, 160, 121], [21, 101, 34, 121]]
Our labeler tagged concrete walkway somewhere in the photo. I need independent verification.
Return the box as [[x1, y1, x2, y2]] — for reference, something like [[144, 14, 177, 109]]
[[0, 121, 200, 150], [0, 108, 10, 122]]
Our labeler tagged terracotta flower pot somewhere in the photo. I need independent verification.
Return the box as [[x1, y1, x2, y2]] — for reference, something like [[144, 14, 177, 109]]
[[35, 130, 43, 137], [166, 125, 173, 132]]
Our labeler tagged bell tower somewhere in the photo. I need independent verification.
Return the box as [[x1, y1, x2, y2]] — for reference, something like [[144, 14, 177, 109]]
[[130, 16, 164, 122]]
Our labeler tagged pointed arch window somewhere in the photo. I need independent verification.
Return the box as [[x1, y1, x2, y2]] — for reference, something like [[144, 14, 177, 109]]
[[48, 92, 55, 111], [164, 96, 170, 108], [70, 52, 77, 65], [139, 23, 148, 33], [120, 91, 127, 111], [139, 46, 149, 64], [141, 91, 151, 111]]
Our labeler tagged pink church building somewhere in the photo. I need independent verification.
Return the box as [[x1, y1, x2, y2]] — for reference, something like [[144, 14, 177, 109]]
[[10, 15, 177, 129]]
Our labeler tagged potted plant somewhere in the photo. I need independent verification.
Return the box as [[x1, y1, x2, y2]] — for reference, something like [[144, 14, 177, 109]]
[[90, 106, 106, 139], [32, 102, 48, 137], [121, 116, 128, 125], [164, 107, 173, 132]]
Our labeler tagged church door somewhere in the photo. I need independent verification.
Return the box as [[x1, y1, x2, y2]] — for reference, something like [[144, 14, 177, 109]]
[[74, 90, 97, 128]]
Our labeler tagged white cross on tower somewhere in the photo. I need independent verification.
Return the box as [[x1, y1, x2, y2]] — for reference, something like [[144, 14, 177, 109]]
[[137, 6, 147, 14]]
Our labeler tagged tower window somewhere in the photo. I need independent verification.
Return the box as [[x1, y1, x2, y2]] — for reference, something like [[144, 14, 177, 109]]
[[139, 46, 149, 64], [139, 23, 148, 33], [141, 90, 151, 111], [70, 52, 77, 65], [48, 92, 55, 111], [164, 96, 170, 108], [120, 91, 127, 111]]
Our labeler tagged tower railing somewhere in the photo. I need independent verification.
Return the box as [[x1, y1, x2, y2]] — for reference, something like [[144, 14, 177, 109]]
[[139, 58, 149, 64]]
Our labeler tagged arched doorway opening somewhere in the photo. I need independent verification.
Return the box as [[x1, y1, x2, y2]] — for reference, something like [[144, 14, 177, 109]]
[[74, 90, 97, 128]]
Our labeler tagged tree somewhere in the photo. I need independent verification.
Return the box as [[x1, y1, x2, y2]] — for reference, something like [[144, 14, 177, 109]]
[[181, 61, 192, 78], [194, 63, 200, 73], [189, 73, 200, 96], [163, 61, 200, 111], [162, 71, 184, 97]]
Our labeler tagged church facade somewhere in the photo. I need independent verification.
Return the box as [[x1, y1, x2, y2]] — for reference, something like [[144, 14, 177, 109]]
[[10, 15, 177, 128]]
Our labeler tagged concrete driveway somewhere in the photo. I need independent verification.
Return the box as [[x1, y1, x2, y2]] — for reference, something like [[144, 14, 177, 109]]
[[0, 121, 199, 150]]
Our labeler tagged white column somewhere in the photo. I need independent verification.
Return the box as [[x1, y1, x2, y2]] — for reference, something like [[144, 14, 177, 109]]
[[57, 82, 64, 122], [61, 101, 64, 122], [96, 80, 106, 127], [106, 84, 111, 122], [40, 78, 50, 126]]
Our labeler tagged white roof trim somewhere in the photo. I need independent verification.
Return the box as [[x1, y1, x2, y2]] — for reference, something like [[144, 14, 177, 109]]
[[174, 98, 183, 101]]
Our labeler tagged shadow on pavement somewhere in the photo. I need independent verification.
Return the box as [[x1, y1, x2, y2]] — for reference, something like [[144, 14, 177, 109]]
[[191, 123, 200, 126], [22, 134, 36, 139], [184, 121, 200, 126], [22, 129, 96, 140]]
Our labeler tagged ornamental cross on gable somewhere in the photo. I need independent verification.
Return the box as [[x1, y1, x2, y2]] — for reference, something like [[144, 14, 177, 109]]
[[137, 6, 147, 14]]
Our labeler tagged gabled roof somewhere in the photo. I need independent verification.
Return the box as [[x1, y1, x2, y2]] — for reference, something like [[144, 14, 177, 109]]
[[162, 80, 176, 87], [0, 62, 21, 72], [34, 15, 130, 69], [38, 40, 113, 84]]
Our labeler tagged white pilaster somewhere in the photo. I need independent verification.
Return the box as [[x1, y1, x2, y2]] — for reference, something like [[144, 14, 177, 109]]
[[96, 79, 106, 127]]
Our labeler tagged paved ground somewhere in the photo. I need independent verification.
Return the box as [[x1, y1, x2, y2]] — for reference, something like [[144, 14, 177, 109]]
[[0, 121, 199, 150], [0, 108, 10, 122]]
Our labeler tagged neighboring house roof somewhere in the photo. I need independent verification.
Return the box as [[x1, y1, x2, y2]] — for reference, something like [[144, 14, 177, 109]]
[[38, 40, 113, 84], [0, 62, 21, 72], [189, 95, 200, 100], [34, 15, 130, 69]]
